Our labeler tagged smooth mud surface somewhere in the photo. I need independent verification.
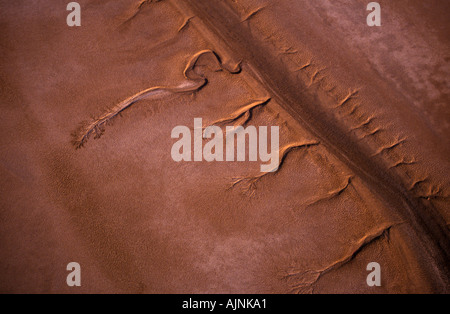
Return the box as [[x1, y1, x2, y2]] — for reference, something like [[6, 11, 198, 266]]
[[0, 0, 449, 293]]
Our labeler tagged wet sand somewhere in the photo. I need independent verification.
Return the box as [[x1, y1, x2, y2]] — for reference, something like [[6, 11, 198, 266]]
[[0, 0, 449, 293]]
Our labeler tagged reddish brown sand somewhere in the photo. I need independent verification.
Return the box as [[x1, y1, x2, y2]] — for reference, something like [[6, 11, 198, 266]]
[[0, 0, 449, 293]]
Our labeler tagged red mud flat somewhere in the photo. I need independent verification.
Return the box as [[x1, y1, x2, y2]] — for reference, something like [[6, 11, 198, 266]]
[[0, 0, 449, 293]]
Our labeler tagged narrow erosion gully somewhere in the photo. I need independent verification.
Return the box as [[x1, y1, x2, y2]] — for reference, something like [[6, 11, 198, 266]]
[[177, 0, 450, 290]]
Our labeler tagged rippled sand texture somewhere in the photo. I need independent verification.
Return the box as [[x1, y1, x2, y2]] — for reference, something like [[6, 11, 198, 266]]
[[0, 0, 449, 293]]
